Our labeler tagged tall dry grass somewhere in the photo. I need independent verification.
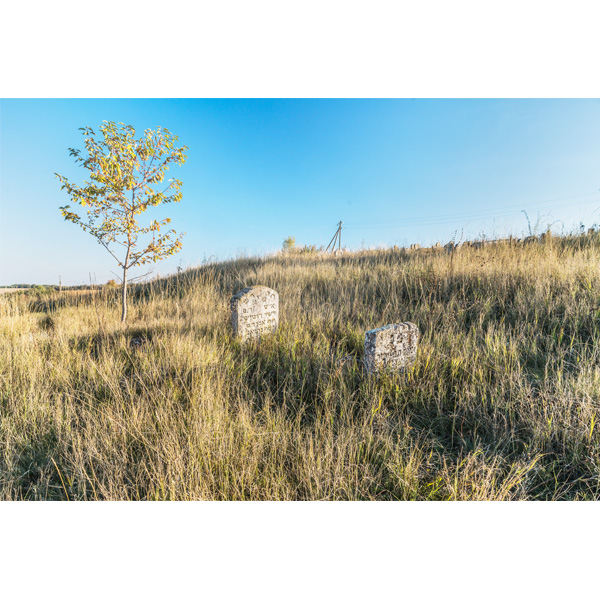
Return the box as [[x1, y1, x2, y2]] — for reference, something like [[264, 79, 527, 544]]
[[1, 234, 599, 500]]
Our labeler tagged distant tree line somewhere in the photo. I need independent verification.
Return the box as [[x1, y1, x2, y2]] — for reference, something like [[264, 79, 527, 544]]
[[0, 284, 105, 292], [0, 284, 57, 290]]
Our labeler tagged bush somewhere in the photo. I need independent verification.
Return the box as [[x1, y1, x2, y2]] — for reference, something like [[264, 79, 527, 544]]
[[39, 314, 56, 331], [282, 236, 296, 252]]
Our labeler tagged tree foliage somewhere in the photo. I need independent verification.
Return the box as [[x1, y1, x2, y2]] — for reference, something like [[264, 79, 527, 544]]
[[56, 121, 188, 320], [282, 236, 296, 252]]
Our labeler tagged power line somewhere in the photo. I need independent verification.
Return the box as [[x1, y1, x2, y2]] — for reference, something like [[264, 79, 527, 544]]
[[344, 191, 599, 225], [343, 191, 600, 230]]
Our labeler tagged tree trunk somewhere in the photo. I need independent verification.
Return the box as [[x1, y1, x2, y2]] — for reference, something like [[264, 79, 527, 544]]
[[121, 267, 128, 322]]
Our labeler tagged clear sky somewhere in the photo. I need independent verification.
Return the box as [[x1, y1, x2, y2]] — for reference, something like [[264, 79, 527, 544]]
[[1, 98, 599, 286]]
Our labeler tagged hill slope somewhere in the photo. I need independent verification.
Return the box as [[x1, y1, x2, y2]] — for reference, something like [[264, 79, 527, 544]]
[[1, 237, 600, 500]]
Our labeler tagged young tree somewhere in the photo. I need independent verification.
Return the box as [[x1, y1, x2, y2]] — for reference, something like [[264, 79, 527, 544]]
[[56, 121, 187, 322], [282, 236, 296, 252]]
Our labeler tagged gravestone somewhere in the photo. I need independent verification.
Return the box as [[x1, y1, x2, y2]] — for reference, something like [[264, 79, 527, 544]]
[[364, 322, 418, 375], [230, 285, 279, 341]]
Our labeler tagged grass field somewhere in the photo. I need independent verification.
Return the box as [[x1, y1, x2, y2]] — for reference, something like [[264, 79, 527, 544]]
[[1, 235, 600, 500]]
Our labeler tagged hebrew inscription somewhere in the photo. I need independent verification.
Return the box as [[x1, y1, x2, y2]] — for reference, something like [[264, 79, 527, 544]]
[[230, 286, 279, 341], [364, 322, 418, 374]]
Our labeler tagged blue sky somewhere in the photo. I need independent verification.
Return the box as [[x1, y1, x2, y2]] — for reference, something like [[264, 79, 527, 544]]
[[1, 98, 599, 285]]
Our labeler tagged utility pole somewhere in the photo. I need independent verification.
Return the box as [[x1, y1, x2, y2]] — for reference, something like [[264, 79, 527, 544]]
[[324, 221, 343, 254]]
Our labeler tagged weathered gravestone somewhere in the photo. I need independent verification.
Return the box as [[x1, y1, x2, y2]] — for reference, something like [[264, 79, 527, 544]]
[[364, 322, 418, 375], [230, 286, 279, 341]]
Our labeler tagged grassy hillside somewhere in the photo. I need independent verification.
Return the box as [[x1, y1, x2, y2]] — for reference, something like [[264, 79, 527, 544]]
[[1, 236, 600, 500]]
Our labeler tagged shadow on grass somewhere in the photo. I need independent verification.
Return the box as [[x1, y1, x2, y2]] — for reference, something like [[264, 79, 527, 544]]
[[227, 333, 600, 499], [7, 429, 67, 500]]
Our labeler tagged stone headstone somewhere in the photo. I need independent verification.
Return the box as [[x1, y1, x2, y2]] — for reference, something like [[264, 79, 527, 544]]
[[230, 285, 279, 341], [444, 241, 456, 253], [364, 322, 418, 375]]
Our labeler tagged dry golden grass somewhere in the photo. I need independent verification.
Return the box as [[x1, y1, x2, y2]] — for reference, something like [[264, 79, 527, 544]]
[[1, 235, 600, 500]]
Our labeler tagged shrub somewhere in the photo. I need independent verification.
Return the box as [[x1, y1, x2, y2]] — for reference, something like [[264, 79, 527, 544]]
[[282, 236, 296, 252], [39, 314, 56, 331]]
